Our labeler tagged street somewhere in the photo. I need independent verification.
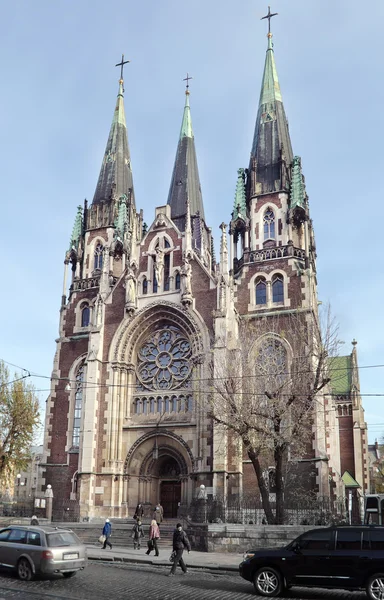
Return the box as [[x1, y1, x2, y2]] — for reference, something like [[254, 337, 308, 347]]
[[0, 561, 367, 600]]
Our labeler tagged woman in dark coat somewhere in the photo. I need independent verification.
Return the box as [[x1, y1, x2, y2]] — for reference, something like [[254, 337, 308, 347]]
[[168, 523, 191, 576], [131, 519, 144, 550], [134, 503, 144, 520]]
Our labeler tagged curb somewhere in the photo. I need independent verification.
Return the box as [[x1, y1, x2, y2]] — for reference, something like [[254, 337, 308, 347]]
[[87, 554, 239, 572]]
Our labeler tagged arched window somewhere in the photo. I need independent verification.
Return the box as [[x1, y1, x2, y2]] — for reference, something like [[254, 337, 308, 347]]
[[142, 277, 148, 295], [255, 337, 288, 393], [175, 272, 181, 290], [153, 265, 158, 293], [81, 305, 90, 327], [272, 275, 284, 303], [142, 399, 148, 415], [164, 397, 170, 412], [149, 398, 155, 413], [255, 278, 267, 305], [263, 209, 275, 240], [72, 363, 85, 447], [171, 396, 178, 412], [94, 243, 103, 270], [164, 253, 170, 291]]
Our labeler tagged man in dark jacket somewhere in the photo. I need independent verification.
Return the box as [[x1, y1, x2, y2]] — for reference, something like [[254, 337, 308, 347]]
[[168, 523, 191, 576]]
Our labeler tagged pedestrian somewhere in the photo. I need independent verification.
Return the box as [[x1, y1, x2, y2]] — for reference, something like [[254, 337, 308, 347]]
[[30, 515, 39, 526], [153, 503, 163, 523], [146, 519, 160, 556], [134, 502, 144, 520], [131, 518, 144, 550], [102, 518, 112, 549], [168, 522, 190, 576]]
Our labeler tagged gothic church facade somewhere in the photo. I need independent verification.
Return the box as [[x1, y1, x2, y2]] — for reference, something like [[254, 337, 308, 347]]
[[43, 29, 369, 520]]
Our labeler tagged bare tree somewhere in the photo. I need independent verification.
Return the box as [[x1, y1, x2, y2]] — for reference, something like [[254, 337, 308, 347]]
[[0, 361, 40, 482], [208, 305, 342, 524]]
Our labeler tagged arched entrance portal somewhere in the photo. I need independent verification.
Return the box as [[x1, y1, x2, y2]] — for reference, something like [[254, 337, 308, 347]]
[[124, 430, 193, 515], [158, 456, 181, 518]]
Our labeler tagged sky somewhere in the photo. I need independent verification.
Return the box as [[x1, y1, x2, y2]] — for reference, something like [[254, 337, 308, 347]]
[[0, 0, 383, 443]]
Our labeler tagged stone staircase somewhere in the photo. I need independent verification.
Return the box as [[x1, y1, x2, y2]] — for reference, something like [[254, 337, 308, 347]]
[[57, 518, 180, 548]]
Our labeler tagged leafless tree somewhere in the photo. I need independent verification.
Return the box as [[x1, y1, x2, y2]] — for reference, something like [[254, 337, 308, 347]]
[[207, 304, 342, 524]]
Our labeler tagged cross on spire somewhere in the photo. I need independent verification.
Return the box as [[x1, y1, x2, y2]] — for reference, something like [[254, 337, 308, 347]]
[[115, 54, 130, 81], [183, 72, 193, 92], [261, 6, 278, 34]]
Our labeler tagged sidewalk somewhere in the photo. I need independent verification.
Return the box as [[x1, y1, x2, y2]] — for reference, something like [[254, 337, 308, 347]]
[[86, 544, 242, 572]]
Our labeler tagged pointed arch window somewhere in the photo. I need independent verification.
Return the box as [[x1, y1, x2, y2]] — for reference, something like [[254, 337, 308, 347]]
[[255, 277, 267, 305], [272, 275, 284, 303], [263, 209, 275, 241], [94, 243, 103, 270], [142, 277, 148, 295], [72, 363, 85, 448], [153, 267, 158, 293], [175, 272, 181, 290], [164, 252, 170, 291], [81, 305, 90, 327]]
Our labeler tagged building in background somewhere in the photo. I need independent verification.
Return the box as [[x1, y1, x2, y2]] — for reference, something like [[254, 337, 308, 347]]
[[43, 21, 369, 520]]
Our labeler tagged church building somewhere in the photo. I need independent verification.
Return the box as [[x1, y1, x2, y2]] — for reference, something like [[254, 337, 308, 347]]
[[43, 22, 369, 520]]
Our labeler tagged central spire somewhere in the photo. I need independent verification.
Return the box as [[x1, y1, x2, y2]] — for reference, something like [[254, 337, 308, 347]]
[[249, 25, 293, 195], [92, 58, 134, 206], [167, 79, 205, 231]]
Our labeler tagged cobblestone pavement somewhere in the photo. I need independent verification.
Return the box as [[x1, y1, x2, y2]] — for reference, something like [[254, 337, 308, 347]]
[[0, 561, 367, 600]]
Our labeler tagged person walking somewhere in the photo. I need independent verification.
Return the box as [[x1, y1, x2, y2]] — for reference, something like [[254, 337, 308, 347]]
[[30, 515, 39, 525], [131, 518, 144, 550], [102, 518, 112, 549], [168, 523, 190, 576], [134, 502, 144, 520], [146, 519, 160, 556]]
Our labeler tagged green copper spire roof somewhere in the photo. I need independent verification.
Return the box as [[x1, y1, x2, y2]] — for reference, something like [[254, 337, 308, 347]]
[[92, 78, 134, 206], [180, 91, 193, 139], [233, 168, 246, 218], [258, 34, 282, 106], [290, 156, 306, 211], [69, 205, 83, 251], [250, 32, 293, 193], [167, 88, 205, 231]]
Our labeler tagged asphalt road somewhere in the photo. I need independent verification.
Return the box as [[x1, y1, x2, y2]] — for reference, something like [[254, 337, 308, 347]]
[[0, 561, 367, 600]]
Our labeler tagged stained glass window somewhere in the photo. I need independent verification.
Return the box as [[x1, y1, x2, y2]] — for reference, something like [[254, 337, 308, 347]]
[[136, 325, 192, 391], [256, 278, 267, 305], [72, 364, 85, 447], [272, 276, 284, 303], [263, 209, 275, 240]]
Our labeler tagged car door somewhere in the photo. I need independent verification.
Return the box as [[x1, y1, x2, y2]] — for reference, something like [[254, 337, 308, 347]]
[[0, 529, 12, 567], [5, 528, 28, 568], [26, 531, 42, 572], [289, 529, 334, 587], [327, 527, 362, 587]]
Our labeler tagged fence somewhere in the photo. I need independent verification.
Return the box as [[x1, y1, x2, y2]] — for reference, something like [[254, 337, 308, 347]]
[[183, 494, 357, 526], [0, 498, 35, 519]]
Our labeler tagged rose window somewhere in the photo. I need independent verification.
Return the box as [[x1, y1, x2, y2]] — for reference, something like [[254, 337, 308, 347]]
[[136, 326, 192, 390]]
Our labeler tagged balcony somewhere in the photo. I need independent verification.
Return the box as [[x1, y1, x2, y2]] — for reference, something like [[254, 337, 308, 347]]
[[233, 244, 306, 273]]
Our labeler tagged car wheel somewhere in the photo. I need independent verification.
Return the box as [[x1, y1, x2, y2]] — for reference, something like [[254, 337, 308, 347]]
[[63, 571, 77, 578], [366, 573, 384, 600], [253, 567, 283, 597], [17, 558, 33, 581]]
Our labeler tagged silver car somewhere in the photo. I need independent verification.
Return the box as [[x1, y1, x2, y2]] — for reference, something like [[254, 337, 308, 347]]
[[0, 525, 87, 580]]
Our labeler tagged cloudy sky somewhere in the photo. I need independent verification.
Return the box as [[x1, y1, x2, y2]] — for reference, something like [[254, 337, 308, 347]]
[[1, 0, 383, 442]]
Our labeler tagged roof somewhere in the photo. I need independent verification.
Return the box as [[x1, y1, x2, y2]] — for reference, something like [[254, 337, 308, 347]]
[[328, 355, 352, 396], [167, 91, 205, 231], [341, 471, 361, 488], [250, 33, 293, 193], [92, 80, 135, 206]]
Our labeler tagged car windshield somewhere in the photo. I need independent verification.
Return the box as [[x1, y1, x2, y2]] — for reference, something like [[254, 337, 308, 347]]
[[46, 532, 80, 547]]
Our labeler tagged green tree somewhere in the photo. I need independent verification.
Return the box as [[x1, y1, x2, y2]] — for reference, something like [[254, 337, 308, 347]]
[[0, 361, 40, 479]]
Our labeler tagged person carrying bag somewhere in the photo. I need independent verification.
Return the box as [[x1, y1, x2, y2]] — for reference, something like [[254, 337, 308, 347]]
[[168, 523, 190, 576], [131, 518, 144, 550], [146, 519, 160, 556]]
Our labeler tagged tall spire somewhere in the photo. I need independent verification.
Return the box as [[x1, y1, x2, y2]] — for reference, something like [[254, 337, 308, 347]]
[[92, 58, 134, 206], [167, 79, 205, 231], [250, 25, 293, 194]]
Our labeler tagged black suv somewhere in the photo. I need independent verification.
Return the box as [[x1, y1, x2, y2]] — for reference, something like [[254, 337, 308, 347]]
[[239, 526, 384, 598]]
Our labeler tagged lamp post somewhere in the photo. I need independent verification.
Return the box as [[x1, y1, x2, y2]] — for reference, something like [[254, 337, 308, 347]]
[[198, 484, 207, 523], [45, 484, 54, 522], [16, 474, 21, 498]]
